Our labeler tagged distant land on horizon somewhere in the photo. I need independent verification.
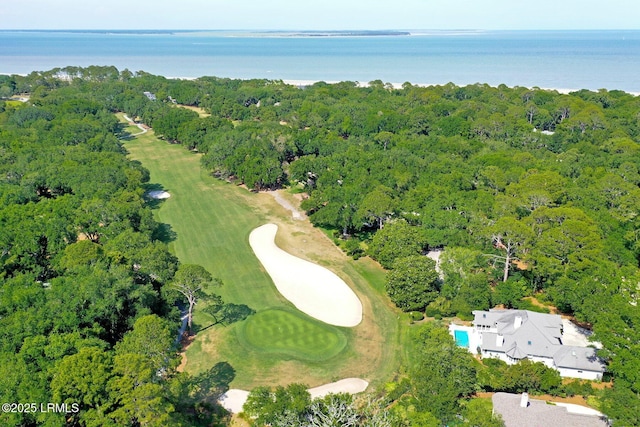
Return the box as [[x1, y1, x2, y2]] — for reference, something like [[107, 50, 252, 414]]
[[0, 29, 460, 36], [3, 29, 632, 36]]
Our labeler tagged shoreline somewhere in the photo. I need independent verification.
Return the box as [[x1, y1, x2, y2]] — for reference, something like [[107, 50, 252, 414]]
[[2, 72, 638, 96], [281, 79, 640, 96]]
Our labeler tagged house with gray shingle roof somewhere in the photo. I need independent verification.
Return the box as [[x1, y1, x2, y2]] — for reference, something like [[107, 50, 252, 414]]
[[472, 310, 606, 380], [492, 392, 608, 427]]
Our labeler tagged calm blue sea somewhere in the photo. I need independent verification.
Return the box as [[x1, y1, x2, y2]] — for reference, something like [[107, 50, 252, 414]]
[[1, 30, 639, 92]]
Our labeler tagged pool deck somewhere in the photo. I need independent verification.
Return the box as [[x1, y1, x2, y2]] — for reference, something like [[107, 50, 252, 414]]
[[449, 324, 481, 354]]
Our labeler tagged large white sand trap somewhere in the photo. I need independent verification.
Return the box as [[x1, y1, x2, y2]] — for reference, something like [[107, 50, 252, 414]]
[[219, 378, 369, 414], [147, 190, 171, 199], [249, 223, 362, 327]]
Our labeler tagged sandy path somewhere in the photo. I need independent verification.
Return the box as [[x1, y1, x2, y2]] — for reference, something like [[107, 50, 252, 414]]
[[426, 249, 443, 279], [249, 224, 362, 327], [267, 191, 305, 220], [219, 378, 369, 414], [123, 114, 148, 135]]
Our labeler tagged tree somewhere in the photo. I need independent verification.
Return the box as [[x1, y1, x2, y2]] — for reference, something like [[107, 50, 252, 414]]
[[57, 240, 104, 270], [410, 322, 477, 423], [528, 207, 603, 286], [356, 185, 395, 230], [306, 393, 358, 426], [487, 217, 532, 282], [368, 220, 428, 269], [115, 314, 177, 374], [386, 255, 439, 311], [170, 264, 218, 332], [50, 346, 113, 424], [493, 278, 528, 309], [108, 353, 175, 427], [461, 399, 504, 427], [502, 359, 562, 394], [439, 247, 485, 300], [600, 384, 640, 427], [243, 383, 311, 426]]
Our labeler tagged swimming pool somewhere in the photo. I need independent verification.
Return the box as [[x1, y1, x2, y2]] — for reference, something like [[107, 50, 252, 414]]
[[454, 330, 469, 347]]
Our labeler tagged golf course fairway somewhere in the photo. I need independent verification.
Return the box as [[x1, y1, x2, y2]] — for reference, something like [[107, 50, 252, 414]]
[[120, 116, 400, 389]]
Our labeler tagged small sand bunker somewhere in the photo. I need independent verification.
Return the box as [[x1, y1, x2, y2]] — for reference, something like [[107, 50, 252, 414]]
[[308, 378, 369, 399], [219, 378, 369, 414], [219, 389, 250, 414], [147, 190, 171, 199], [249, 223, 362, 327]]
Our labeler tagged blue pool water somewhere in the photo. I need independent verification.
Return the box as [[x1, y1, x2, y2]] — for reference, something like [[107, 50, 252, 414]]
[[454, 330, 469, 348]]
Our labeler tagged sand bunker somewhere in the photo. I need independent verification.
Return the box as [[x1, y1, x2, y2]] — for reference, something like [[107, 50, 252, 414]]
[[147, 190, 171, 199], [308, 378, 369, 399], [219, 378, 369, 414], [249, 224, 362, 327], [219, 389, 250, 414]]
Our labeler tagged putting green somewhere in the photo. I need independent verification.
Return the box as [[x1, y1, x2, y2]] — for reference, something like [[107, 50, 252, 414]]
[[119, 115, 400, 389], [238, 309, 348, 361]]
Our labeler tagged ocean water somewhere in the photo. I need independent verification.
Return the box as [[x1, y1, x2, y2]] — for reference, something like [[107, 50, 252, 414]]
[[1, 30, 639, 92]]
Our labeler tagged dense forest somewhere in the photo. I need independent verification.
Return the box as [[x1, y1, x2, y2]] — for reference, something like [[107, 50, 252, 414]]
[[1, 66, 639, 426], [0, 68, 234, 426]]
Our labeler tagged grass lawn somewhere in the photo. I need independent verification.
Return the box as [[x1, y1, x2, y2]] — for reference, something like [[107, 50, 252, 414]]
[[238, 308, 348, 361], [174, 103, 211, 118], [120, 116, 402, 389], [115, 112, 146, 137]]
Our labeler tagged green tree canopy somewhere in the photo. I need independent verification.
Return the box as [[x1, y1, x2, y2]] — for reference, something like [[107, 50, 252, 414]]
[[386, 255, 439, 312]]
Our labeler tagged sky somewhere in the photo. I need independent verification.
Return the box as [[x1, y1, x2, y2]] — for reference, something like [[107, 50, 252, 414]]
[[1, 0, 638, 30]]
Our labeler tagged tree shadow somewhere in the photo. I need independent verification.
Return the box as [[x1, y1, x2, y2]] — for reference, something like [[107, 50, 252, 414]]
[[192, 361, 236, 401], [140, 183, 176, 243], [152, 222, 177, 244], [142, 183, 170, 210], [115, 122, 134, 140], [198, 302, 256, 333]]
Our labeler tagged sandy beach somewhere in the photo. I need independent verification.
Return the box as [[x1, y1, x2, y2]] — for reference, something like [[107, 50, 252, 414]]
[[281, 79, 640, 95], [2, 72, 636, 96]]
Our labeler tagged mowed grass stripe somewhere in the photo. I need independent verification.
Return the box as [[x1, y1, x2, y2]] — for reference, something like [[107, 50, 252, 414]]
[[123, 130, 347, 364], [238, 309, 348, 361], [121, 121, 401, 389], [125, 131, 281, 309]]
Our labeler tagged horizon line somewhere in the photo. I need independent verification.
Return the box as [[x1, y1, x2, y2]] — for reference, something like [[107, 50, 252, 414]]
[[1, 28, 638, 32]]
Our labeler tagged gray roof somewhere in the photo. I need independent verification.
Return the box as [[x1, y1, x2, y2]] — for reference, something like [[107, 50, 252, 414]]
[[554, 346, 606, 372], [475, 310, 563, 359], [492, 392, 608, 427], [474, 309, 507, 327], [474, 310, 605, 371], [473, 309, 562, 336]]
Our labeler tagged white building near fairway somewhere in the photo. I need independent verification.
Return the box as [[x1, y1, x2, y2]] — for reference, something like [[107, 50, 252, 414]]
[[470, 309, 606, 380]]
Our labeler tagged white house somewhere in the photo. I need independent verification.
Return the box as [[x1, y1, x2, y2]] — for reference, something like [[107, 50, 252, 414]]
[[471, 309, 606, 380]]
